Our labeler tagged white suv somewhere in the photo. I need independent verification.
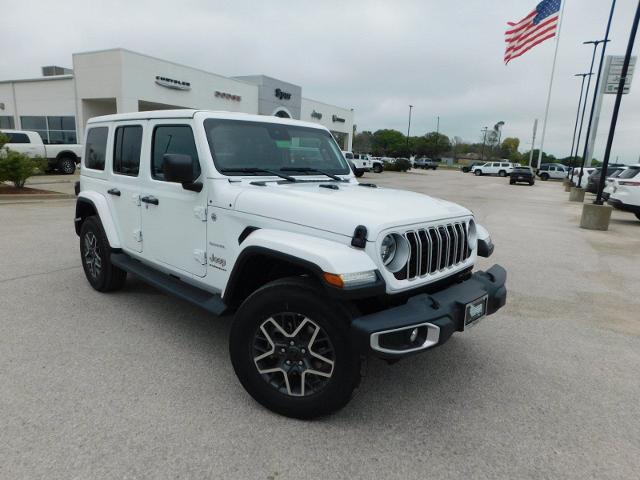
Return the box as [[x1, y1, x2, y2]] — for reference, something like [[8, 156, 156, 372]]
[[471, 161, 519, 177], [608, 165, 640, 220], [75, 110, 507, 418]]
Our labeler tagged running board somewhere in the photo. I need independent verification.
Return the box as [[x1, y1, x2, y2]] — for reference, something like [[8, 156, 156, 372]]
[[111, 253, 227, 316]]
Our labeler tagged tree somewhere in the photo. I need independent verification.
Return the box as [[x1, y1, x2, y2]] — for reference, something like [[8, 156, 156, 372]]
[[371, 129, 406, 156], [353, 130, 374, 153], [520, 149, 557, 166], [500, 137, 521, 161], [413, 132, 451, 158]]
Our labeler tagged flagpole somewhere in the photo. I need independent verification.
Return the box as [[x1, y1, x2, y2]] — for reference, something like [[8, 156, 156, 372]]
[[536, 0, 567, 169]]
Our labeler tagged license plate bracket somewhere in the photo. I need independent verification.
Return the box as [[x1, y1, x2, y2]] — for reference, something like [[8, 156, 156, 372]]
[[464, 295, 488, 328]]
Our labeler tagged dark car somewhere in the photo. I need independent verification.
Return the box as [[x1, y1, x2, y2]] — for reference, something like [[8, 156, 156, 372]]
[[509, 166, 535, 186], [585, 165, 626, 193], [461, 161, 483, 173]]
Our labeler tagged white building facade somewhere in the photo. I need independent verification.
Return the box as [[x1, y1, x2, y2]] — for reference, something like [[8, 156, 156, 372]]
[[0, 48, 353, 150]]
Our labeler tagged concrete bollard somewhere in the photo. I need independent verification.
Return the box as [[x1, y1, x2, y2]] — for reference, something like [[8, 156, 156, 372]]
[[580, 203, 613, 231], [562, 179, 572, 187], [564, 183, 572, 192], [569, 187, 585, 202]]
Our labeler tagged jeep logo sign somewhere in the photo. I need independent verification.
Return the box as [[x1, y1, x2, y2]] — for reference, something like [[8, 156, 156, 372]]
[[274, 88, 292, 100]]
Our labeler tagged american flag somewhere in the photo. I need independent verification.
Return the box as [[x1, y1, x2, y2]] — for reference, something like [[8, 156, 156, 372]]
[[504, 0, 562, 64]]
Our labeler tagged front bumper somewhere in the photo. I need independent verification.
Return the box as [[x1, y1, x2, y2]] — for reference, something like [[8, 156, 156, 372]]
[[351, 264, 507, 359]]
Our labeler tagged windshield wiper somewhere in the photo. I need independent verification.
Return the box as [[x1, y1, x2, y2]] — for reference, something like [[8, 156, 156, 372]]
[[280, 167, 346, 182], [219, 167, 296, 182]]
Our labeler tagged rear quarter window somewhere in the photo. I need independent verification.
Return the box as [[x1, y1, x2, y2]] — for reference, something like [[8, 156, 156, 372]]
[[85, 127, 109, 171], [4, 132, 30, 143], [619, 167, 640, 179]]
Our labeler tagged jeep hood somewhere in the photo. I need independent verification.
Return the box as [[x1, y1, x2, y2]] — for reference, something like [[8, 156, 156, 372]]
[[233, 181, 471, 239]]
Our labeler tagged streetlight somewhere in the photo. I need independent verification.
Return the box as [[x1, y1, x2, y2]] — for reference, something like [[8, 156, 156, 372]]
[[406, 105, 413, 155], [569, 73, 593, 174], [577, 0, 616, 187], [595, 0, 640, 205]]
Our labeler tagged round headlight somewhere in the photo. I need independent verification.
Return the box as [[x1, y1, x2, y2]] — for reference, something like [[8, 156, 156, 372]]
[[380, 233, 410, 273], [467, 219, 477, 249], [380, 234, 397, 266]]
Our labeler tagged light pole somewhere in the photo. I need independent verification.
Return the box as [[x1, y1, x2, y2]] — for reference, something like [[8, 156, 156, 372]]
[[406, 105, 413, 155], [569, 73, 593, 175], [595, 0, 640, 204], [577, 0, 616, 187]]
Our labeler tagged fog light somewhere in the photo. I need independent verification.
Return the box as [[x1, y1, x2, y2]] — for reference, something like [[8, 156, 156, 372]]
[[409, 328, 419, 343]]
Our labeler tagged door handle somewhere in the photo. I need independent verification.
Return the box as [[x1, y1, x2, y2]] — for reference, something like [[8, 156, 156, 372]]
[[107, 188, 121, 196], [141, 195, 159, 206]]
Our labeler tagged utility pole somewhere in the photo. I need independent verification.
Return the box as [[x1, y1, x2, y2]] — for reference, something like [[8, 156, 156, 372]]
[[481, 127, 488, 161], [406, 105, 413, 155], [569, 73, 593, 173], [529, 119, 538, 167]]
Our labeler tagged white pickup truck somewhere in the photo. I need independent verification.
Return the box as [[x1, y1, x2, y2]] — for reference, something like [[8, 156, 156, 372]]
[[1, 129, 83, 174]]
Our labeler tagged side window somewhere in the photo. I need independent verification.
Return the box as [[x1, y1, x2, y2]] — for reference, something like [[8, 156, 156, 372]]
[[85, 127, 109, 171], [113, 125, 143, 176], [501, 163, 510, 167], [492, 163, 500, 167], [151, 125, 200, 181], [6, 132, 30, 143]]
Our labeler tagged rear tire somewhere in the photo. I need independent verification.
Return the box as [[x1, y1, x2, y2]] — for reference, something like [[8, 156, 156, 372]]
[[79, 216, 127, 292], [474, 170, 482, 176], [540, 173, 549, 181], [230, 277, 362, 419], [529, 181, 535, 186], [58, 157, 76, 175], [354, 170, 364, 178], [635, 213, 640, 221], [498, 170, 506, 177], [373, 164, 383, 173], [509, 180, 515, 185]]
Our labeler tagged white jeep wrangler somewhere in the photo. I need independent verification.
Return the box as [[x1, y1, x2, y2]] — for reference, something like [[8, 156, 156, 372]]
[[75, 110, 507, 419]]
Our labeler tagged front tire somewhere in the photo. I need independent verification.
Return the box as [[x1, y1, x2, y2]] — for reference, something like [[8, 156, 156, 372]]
[[79, 216, 127, 292], [540, 173, 549, 181], [354, 170, 364, 178], [474, 170, 482, 176], [635, 213, 640, 221], [373, 164, 383, 173], [498, 170, 506, 177], [230, 277, 361, 419]]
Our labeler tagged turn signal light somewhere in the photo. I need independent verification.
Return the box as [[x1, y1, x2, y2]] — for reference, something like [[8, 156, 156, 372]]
[[323, 270, 377, 288]]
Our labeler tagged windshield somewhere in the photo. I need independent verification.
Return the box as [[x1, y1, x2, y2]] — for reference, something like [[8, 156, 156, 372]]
[[203, 119, 350, 176]]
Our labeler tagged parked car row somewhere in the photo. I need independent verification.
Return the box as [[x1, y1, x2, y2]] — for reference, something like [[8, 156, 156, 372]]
[[471, 161, 520, 177], [607, 164, 640, 221]]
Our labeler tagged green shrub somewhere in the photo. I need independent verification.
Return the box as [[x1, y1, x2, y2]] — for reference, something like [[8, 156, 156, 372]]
[[385, 158, 412, 172], [0, 148, 47, 188]]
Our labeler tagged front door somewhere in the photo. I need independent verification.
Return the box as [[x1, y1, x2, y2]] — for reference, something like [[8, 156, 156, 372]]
[[140, 123, 207, 277]]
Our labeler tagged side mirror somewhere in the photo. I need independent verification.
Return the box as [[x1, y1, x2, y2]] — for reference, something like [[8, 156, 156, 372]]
[[163, 154, 202, 192]]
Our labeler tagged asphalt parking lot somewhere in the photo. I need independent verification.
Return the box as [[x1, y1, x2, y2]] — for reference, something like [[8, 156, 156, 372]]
[[1, 170, 639, 479]]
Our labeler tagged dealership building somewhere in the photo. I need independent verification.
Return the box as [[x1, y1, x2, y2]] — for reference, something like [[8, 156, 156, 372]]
[[0, 48, 354, 149]]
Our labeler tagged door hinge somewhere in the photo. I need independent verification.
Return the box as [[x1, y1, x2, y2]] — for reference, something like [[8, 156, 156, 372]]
[[133, 229, 142, 242], [194, 249, 206, 265], [194, 206, 207, 222]]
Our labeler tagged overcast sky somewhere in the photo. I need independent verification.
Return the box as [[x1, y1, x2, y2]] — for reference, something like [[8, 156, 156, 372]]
[[2, 0, 638, 162]]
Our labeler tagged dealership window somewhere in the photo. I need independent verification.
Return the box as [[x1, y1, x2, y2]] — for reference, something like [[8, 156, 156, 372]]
[[113, 125, 143, 176], [0, 116, 15, 129], [151, 125, 200, 181], [20, 115, 77, 144], [85, 127, 108, 171]]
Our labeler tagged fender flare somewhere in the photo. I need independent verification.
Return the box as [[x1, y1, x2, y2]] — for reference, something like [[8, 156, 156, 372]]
[[56, 150, 79, 161], [223, 229, 383, 305], [75, 192, 121, 249]]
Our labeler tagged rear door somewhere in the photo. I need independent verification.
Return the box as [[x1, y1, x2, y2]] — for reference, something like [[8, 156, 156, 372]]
[[107, 122, 145, 253], [140, 122, 207, 277]]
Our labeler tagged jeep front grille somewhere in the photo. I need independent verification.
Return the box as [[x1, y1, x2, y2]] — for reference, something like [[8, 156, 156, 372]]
[[394, 222, 470, 280]]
